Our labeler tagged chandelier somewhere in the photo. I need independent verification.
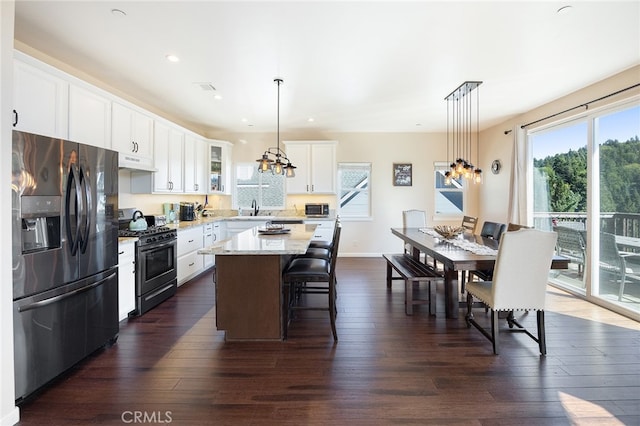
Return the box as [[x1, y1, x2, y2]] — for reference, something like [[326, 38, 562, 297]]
[[256, 78, 296, 177], [444, 81, 483, 185]]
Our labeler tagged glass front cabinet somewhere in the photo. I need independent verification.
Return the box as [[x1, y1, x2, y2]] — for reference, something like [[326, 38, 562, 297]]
[[208, 139, 232, 194]]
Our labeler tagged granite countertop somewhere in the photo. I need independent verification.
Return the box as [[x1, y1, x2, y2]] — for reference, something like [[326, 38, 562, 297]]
[[166, 214, 334, 231], [198, 223, 317, 255], [118, 236, 138, 245]]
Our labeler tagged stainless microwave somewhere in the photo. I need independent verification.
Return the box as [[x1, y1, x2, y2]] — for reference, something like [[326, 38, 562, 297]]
[[305, 203, 329, 217]]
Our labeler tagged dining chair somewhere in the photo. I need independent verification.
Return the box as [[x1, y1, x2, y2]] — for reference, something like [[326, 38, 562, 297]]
[[465, 228, 558, 355], [599, 232, 640, 301], [554, 225, 586, 278], [282, 225, 342, 341], [403, 209, 427, 256], [507, 223, 530, 231], [461, 215, 478, 233], [461, 221, 506, 291]]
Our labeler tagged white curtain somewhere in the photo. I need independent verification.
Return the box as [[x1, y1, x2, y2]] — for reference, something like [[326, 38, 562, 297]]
[[508, 125, 529, 226]]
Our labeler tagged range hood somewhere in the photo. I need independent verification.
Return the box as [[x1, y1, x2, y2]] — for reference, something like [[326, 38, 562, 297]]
[[118, 153, 158, 172]]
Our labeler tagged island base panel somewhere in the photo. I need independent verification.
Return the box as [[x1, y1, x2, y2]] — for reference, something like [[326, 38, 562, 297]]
[[216, 255, 286, 341]]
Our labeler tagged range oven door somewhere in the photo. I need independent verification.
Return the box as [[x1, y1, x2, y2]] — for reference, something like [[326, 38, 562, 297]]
[[136, 238, 177, 315]]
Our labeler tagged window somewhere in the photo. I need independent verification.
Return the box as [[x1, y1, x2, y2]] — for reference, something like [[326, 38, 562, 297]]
[[234, 163, 285, 209], [434, 162, 464, 217], [338, 163, 371, 218]]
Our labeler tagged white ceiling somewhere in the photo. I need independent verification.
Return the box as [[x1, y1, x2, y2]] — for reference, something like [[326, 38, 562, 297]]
[[13, 1, 640, 135]]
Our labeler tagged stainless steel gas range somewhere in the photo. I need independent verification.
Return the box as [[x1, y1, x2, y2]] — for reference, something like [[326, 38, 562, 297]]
[[119, 210, 177, 316]]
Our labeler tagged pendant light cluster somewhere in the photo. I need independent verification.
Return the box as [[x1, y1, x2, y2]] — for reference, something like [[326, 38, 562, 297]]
[[444, 81, 483, 185], [256, 78, 296, 177]]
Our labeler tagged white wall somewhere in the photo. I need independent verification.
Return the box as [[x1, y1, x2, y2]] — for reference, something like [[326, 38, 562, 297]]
[[1, 2, 20, 424]]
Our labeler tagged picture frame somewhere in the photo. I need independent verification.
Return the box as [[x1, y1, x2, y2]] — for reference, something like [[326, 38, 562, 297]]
[[393, 163, 412, 186]]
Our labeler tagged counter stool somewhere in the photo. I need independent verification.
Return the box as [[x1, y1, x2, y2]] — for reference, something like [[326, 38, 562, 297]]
[[282, 225, 341, 341]]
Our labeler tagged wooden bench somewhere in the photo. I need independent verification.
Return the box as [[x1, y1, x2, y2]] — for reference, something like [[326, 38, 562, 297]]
[[383, 253, 443, 315]]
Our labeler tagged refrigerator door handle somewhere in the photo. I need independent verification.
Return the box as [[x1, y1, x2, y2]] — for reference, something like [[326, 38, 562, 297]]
[[79, 166, 92, 254], [17, 271, 117, 313], [65, 165, 83, 256]]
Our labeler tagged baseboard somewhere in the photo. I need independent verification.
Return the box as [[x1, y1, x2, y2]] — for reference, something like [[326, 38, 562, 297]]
[[0, 406, 20, 426]]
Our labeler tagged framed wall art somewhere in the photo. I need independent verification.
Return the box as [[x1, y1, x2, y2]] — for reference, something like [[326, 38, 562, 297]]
[[393, 163, 412, 186]]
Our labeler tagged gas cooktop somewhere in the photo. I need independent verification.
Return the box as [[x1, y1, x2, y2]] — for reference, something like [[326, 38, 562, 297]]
[[118, 226, 172, 237]]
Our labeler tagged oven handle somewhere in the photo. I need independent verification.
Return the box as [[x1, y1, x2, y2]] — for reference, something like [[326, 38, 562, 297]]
[[18, 272, 116, 313], [138, 238, 177, 253]]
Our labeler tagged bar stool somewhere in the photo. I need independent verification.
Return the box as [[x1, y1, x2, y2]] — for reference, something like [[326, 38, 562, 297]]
[[282, 225, 341, 341]]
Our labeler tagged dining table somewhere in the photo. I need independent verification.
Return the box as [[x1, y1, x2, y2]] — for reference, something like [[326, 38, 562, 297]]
[[391, 227, 570, 319]]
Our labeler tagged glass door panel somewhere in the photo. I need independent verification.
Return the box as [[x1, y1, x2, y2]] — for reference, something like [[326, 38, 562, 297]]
[[595, 105, 640, 313], [531, 121, 588, 293]]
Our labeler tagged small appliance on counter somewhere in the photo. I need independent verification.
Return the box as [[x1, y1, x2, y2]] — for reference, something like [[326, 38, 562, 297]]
[[162, 203, 181, 223], [305, 203, 330, 217], [179, 202, 196, 221], [145, 214, 167, 227]]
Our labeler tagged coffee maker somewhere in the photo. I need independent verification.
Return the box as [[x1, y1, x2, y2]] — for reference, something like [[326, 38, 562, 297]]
[[179, 202, 196, 221]]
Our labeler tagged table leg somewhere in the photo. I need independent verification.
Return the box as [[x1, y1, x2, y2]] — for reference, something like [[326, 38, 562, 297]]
[[444, 267, 459, 319]]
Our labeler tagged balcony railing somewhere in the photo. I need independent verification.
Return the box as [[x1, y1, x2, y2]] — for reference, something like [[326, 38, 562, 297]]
[[534, 212, 640, 238]]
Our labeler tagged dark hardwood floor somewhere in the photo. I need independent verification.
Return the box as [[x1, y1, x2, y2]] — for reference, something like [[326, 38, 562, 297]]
[[16, 258, 640, 425]]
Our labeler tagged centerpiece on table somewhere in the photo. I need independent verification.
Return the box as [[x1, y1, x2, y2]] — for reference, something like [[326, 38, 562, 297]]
[[433, 225, 465, 239]]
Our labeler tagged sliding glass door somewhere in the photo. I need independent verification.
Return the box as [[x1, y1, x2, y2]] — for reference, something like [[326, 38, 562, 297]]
[[530, 102, 640, 318], [532, 121, 588, 293]]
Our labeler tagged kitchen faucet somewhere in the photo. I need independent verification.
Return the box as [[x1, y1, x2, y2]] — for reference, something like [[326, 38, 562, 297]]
[[251, 199, 259, 216]]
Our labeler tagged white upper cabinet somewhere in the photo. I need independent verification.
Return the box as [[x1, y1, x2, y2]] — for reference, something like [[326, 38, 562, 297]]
[[283, 141, 337, 194], [112, 101, 154, 169], [184, 134, 207, 194], [153, 121, 184, 193], [68, 83, 111, 148], [208, 139, 233, 195], [13, 55, 69, 139]]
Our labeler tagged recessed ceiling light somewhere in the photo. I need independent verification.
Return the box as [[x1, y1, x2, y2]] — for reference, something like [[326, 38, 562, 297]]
[[111, 8, 126, 17], [307, 117, 315, 123], [557, 5, 573, 14], [214, 94, 222, 100], [165, 54, 180, 63], [241, 118, 248, 123]]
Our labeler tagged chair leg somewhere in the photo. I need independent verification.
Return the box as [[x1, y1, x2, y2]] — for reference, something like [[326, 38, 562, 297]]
[[537, 310, 547, 356], [465, 291, 474, 324], [329, 277, 338, 341], [386, 262, 392, 289], [618, 266, 627, 301], [282, 283, 291, 340], [491, 310, 500, 355]]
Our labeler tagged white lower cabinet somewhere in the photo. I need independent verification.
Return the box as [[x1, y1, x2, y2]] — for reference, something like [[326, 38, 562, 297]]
[[177, 225, 204, 286], [118, 241, 136, 321]]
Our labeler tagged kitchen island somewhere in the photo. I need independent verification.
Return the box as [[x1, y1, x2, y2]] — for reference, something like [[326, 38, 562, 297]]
[[198, 223, 316, 341]]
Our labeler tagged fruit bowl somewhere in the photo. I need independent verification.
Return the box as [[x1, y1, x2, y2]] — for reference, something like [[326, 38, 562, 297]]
[[433, 225, 465, 239]]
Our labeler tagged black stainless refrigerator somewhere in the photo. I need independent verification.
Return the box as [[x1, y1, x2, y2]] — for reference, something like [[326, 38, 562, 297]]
[[12, 130, 119, 401]]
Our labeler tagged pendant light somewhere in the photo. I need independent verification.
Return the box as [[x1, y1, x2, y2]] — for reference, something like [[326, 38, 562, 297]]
[[256, 78, 296, 177], [444, 81, 483, 185]]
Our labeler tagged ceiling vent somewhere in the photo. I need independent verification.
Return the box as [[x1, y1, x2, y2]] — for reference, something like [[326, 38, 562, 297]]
[[194, 82, 216, 92]]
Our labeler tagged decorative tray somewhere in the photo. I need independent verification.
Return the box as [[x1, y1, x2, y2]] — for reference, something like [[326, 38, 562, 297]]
[[258, 227, 291, 235]]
